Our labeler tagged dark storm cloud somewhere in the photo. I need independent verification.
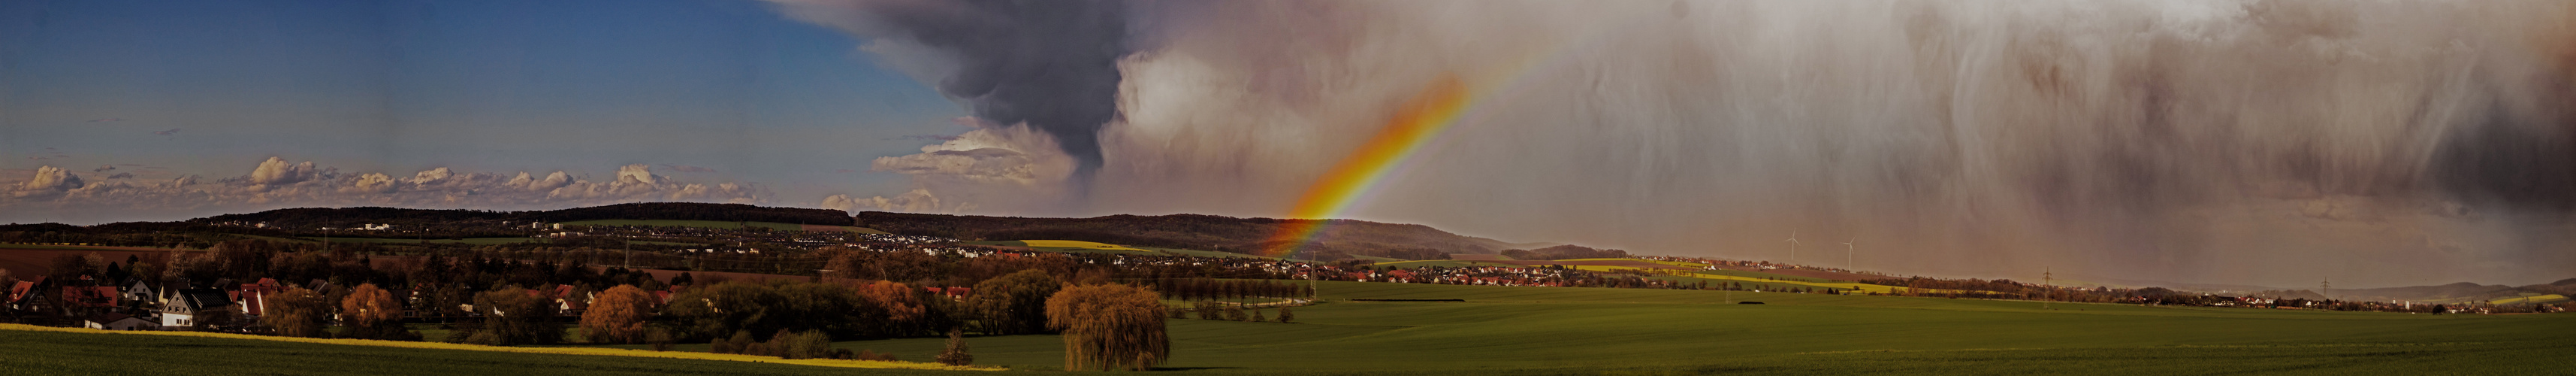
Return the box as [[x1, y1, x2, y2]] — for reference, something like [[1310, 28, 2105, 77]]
[[2429, 99, 2576, 214], [769, 0, 1136, 177]]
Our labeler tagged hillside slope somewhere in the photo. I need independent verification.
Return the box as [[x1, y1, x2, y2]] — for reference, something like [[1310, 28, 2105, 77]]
[[856, 211, 1531, 259]]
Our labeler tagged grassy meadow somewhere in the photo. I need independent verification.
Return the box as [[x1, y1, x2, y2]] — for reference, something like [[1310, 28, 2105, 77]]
[[647, 281, 2576, 374], [10, 280, 2571, 374]]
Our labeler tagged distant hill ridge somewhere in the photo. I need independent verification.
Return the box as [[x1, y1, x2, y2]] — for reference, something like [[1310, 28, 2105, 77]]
[[856, 211, 1542, 259], [196, 202, 854, 226]]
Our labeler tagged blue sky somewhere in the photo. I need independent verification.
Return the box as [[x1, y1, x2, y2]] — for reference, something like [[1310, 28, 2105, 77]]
[[1, 0, 962, 222]]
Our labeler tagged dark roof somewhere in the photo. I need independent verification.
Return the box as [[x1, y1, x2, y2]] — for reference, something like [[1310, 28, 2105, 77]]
[[174, 288, 234, 311], [84, 313, 137, 324]]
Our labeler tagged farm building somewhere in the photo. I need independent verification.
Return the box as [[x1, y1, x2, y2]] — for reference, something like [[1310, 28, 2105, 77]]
[[83, 313, 158, 331]]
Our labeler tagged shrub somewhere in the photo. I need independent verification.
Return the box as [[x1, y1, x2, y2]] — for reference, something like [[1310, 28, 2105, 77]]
[[645, 327, 675, 351], [937, 328, 974, 365], [1194, 301, 1223, 320]]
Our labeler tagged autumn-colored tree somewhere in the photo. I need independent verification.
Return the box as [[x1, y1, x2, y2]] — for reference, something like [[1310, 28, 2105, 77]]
[[581, 284, 656, 344], [856, 280, 925, 332], [337, 284, 418, 340], [970, 269, 1061, 335], [259, 285, 332, 338], [1046, 284, 1169, 371]]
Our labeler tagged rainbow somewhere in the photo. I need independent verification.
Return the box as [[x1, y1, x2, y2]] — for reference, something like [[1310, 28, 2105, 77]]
[[1260, 76, 1478, 258], [1259, 22, 1636, 259]]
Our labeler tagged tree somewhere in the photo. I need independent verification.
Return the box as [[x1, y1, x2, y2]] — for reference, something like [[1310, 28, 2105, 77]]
[[259, 285, 332, 338], [1249, 308, 1266, 323], [466, 286, 564, 345], [337, 284, 418, 340], [50, 252, 102, 278], [664, 282, 782, 341], [1046, 283, 1169, 371], [1194, 301, 1223, 320], [855, 280, 925, 337], [1277, 305, 1294, 323], [581, 285, 656, 344], [937, 327, 974, 365], [970, 269, 1061, 335]]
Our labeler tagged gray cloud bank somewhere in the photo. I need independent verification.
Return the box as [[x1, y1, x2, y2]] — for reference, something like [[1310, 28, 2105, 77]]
[[3, 157, 765, 223], [789, 0, 2576, 287]]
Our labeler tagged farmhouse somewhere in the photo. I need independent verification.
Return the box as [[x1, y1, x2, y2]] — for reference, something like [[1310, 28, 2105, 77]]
[[125, 280, 157, 303], [5, 277, 41, 311], [83, 313, 158, 331], [163, 288, 235, 328], [234, 278, 282, 317]]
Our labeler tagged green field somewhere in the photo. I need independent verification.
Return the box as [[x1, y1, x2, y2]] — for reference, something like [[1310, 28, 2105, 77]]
[[661, 281, 2576, 374], [0, 329, 966, 376], [557, 220, 885, 234], [11, 280, 2574, 374]]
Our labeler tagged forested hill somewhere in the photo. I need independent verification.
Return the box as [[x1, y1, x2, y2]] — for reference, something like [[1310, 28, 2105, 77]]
[[198, 202, 854, 227], [856, 211, 1537, 259]]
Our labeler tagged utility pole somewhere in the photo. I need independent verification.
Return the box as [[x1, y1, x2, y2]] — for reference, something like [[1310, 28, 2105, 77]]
[[2042, 266, 2053, 311]]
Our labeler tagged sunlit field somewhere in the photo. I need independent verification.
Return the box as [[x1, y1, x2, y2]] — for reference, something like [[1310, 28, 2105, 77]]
[[640, 281, 2573, 374]]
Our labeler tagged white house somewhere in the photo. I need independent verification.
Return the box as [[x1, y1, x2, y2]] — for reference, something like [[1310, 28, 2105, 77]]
[[162, 288, 235, 328]]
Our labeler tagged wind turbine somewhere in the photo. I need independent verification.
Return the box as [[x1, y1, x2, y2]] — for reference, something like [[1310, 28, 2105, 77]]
[[1784, 231, 1800, 264], [1842, 238, 1855, 271]]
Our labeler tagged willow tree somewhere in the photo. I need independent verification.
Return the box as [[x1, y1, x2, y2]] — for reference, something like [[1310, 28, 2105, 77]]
[[1045, 284, 1169, 371]]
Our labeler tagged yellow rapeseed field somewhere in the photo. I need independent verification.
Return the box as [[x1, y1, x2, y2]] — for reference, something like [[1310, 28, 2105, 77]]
[[2489, 294, 2568, 305], [0, 324, 994, 371]]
